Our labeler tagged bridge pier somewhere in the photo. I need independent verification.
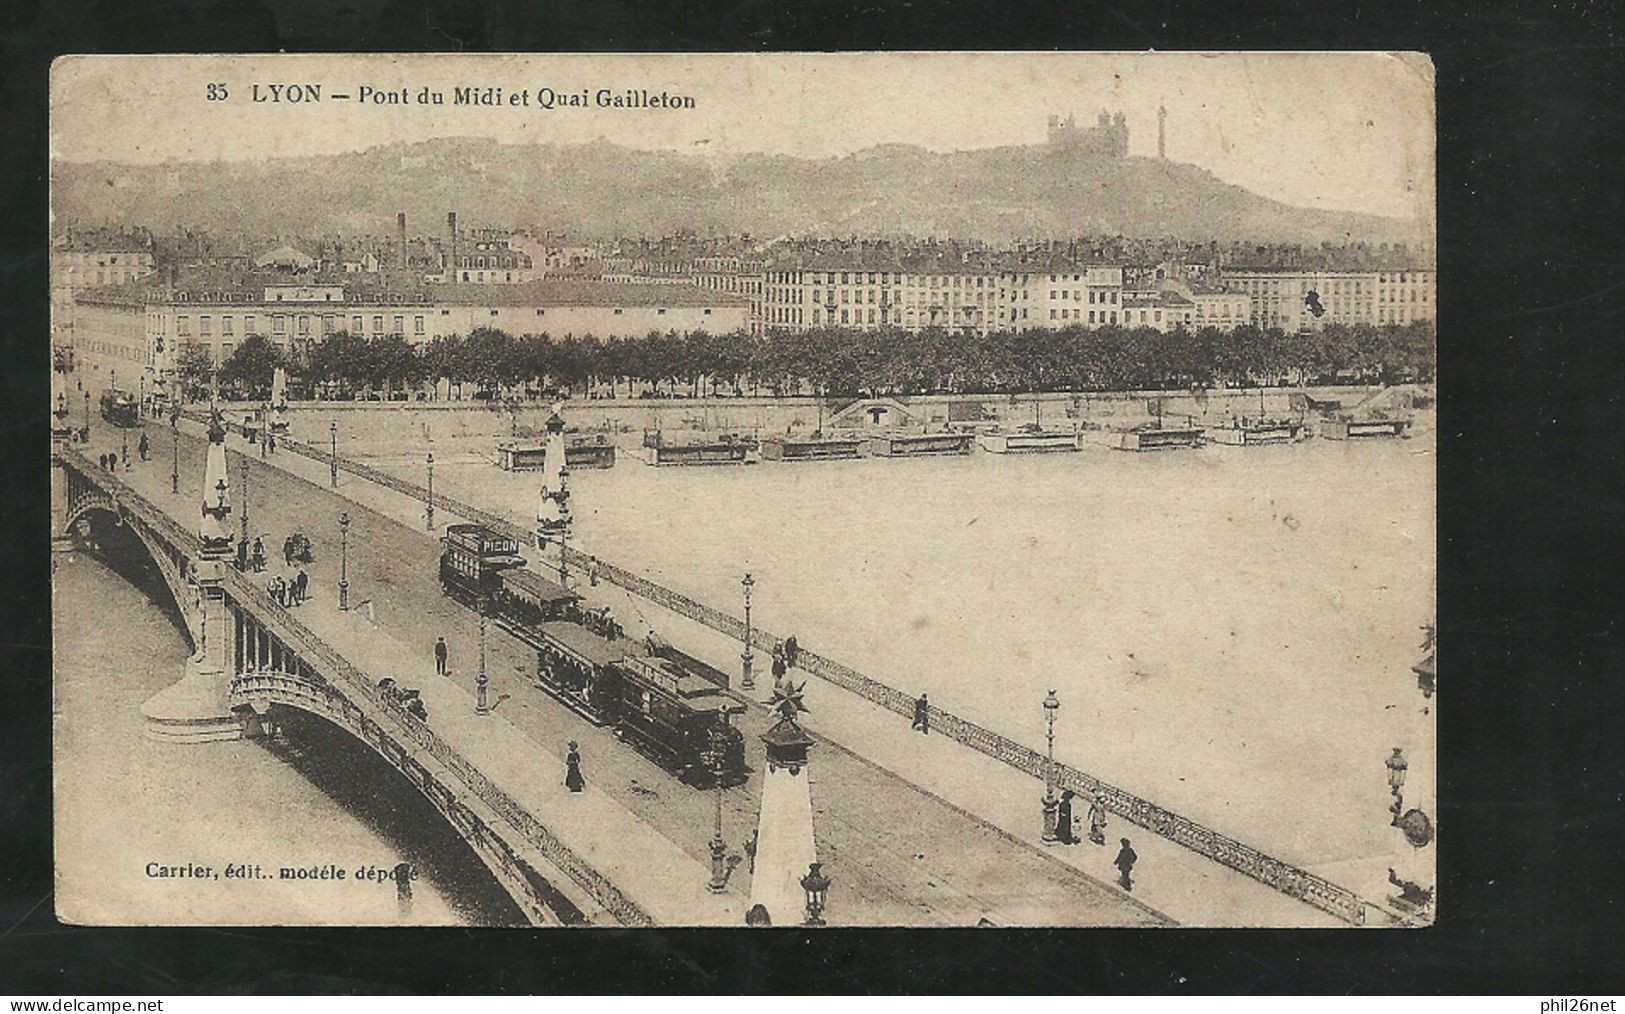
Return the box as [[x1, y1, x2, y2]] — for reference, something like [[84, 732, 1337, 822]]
[[141, 559, 243, 743]]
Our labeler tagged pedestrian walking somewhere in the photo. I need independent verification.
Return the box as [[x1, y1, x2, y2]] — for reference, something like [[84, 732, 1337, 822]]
[[138, 433, 150, 460], [434, 637, 448, 676], [236, 540, 249, 572], [295, 569, 308, 604], [911, 692, 930, 734], [1087, 792, 1108, 846], [1057, 789, 1078, 844], [283, 537, 295, 568], [565, 741, 585, 793], [251, 536, 266, 572], [267, 433, 276, 454], [1114, 838, 1138, 892]]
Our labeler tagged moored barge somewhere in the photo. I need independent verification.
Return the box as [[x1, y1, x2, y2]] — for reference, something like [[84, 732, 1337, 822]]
[[1208, 419, 1305, 446], [498, 435, 618, 471], [1318, 416, 1411, 440], [1113, 425, 1206, 451], [759, 435, 863, 461], [976, 426, 1080, 454], [860, 431, 975, 457], [637, 430, 759, 466]]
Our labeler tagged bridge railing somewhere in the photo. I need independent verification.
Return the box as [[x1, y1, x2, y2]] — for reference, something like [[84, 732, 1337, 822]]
[[179, 412, 1372, 925], [225, 571, 655, 927]]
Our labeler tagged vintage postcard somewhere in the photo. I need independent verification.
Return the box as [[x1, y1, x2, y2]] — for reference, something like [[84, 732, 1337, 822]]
[[49, 52, 1436, 928]]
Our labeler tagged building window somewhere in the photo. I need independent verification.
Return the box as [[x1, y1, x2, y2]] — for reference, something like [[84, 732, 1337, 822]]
[[273, 315, 286, 335], [393, 315, 404, 334], [613, 308, 623, 315], [372, 315, 383, 333], [414, 316, 425, 334], [299, 315, 311, 335], [657, 308, 667, 315], [222, 315, 234, 335], [177, 316, 191, 336]]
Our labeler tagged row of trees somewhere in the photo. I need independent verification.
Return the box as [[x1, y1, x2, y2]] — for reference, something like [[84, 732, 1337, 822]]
[[190, 320, 1436, 403]]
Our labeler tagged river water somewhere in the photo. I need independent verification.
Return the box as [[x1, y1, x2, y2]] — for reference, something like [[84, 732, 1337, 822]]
[[52, 539, 520, 927], [431, 416, 1437, 884]]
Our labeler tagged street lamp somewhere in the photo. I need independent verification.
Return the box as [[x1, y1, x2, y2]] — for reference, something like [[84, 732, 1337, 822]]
[[741, 572, 756, 691], [475, 594, 490, 715], [240, 453, 250, 547], [84, 390, 91, 437], [1386, 747, 1409, 824], [1041, 689, 1061, 843], [170, 404, 180, 494], [329, 421, 339, 487], [705, 717, 730, 893], [800, 862, 831, 926], [425, 452, 436, 530], [338, 511, 351, 611], [260, 402, 269, 459]]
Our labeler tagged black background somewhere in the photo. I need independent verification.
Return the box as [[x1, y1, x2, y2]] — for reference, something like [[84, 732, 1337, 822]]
[[3, 0, 1622, 994]]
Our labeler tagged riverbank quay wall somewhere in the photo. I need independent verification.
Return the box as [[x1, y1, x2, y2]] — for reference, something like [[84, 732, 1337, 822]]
[[56, 445, 653, 928], [269, 385, 1397, 455], [190, 411, 1382, 927]]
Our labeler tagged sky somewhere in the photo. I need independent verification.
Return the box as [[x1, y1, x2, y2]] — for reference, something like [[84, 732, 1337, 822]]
[[51, 52, 1435, 224]]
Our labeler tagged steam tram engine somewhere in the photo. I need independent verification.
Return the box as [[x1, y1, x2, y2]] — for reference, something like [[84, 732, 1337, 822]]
[[439, 524, 748, 785]]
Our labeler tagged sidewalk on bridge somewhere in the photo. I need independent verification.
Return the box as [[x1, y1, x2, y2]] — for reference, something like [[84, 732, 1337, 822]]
[[287, 596, 741, 927], [182, 417, 1346, 927]]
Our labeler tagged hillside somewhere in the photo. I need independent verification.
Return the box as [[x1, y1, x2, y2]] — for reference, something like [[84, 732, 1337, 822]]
[[51, 136, 1423, 246]]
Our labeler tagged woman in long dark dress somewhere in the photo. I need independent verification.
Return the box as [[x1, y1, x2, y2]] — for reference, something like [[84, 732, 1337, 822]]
[[564, 741, 585, 793], [1056, 789, 1077, 844]]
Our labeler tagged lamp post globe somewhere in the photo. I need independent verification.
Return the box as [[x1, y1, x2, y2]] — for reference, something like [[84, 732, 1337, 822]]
[[1385, 747, 1409, 824], [800, 862, 831, 926], [329, 421, 339, 487], [170, 404, 180, 494], [1041, 690, 1061, 843]]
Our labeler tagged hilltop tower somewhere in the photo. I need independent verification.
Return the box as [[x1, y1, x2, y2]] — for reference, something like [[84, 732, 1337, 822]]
[[1158, 105, 1167, 159], [748, 678, 821, 926]]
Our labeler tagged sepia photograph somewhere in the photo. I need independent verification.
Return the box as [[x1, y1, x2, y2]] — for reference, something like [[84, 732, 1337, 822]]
[[48, 51, 1436, 929]]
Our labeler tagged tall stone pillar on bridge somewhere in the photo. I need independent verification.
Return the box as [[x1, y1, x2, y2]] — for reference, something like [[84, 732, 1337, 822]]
[[748, 679, 821, 926], [536, 405, 573, 573], [142, 404, 242, 743]]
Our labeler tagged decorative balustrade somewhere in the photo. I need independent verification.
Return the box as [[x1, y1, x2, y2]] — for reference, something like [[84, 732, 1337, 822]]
[[169, 414, 1372, 926]]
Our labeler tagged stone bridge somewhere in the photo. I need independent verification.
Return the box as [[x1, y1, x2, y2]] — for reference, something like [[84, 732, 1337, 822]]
[[53, 434, 653, 927]]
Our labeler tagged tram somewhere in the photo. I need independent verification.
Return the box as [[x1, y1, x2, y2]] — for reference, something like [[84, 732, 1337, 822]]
[[100, 389, 140, 428], [438, 524, 748, 785]]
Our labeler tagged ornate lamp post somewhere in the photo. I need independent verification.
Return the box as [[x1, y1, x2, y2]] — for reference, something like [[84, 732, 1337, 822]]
[[338, 511, 351, 611], [800, 862, 831, 926], [54, 392, 69, 437], [1041, 689, 1061, 843], [425, 452, 436, 530], [329, 421, 339, 487], [705, 717, 730, 893], [741, 572, 756, 691], [475, 594, 490, 715], [170, 404, 180, 493], [240, 453, 250, 547], [260, 402, 269, 459], [84, 390, 92, 438], [1385, 747, 1408, 824]]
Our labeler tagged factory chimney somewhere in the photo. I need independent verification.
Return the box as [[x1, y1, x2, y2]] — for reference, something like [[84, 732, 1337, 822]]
[[397, 212, 408, 270], [446, 212, 458, 282]]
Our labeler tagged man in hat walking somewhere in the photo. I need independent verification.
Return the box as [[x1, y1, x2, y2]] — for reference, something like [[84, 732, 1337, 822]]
[[911, 693, 930, 734], [434, 637, 448, 676], [1114, 838, 1138, 892]]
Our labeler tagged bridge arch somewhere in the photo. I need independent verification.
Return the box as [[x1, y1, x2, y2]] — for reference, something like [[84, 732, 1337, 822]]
[[63, 492, 200, 651]]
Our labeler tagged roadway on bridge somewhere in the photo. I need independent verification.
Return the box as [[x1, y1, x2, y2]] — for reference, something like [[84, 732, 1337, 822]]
[[83, 418, 1168, 927]]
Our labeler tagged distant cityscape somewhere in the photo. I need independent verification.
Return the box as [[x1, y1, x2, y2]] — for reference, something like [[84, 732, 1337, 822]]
[[54, 112, 1435, 408]]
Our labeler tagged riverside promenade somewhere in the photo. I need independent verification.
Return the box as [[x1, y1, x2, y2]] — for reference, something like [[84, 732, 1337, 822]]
[[84, 416, 1168, 927], [156, 407, 1386, 927]]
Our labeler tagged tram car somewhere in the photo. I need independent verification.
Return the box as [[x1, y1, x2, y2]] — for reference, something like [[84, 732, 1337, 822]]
[[99, 389, 140, 428], [437, 523, 749, 785]]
